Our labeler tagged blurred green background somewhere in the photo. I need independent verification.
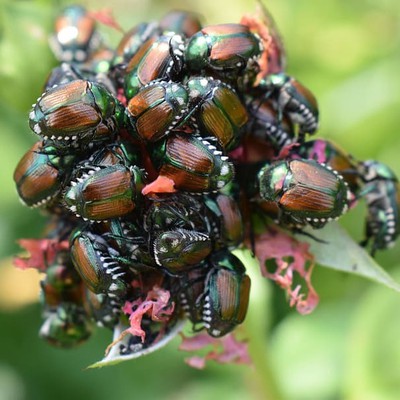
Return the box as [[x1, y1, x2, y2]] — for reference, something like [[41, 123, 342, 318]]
[[1, 0, 400, 399]]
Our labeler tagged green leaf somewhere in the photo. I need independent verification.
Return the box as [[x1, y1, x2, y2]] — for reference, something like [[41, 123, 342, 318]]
[[88, 319, 186, 368], [299, 222, 400, 292]]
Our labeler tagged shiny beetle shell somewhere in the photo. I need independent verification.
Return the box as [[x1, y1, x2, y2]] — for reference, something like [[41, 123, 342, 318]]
[[64, 165, 144, 221], [124, 34, 185, 99], [205, 193, 244, 248], [29, 80, 123, 143], [144, 193, 207, 233], [150, 132, 234, 193], [297, 139, 361, 193], [84, 290, 121, 328], [258, 159, 350, 228], [87, 141, 141, 168], [126, 81, 188, 142], [152, 229, 212, 273], [246, 96, 295, 152], [185, 23, 263, 73], [70, 230, 128, 297], [40, 261, 83, 308], [202, 252, 251, 338], [115, 22, 160, 64], [13, 141, 74, 208], [257, 73, 319, 135], [178, 267, 207, 325], [187, 77, 248, 151], [358, 161, 399, 253], [49, 5, 100, 63]]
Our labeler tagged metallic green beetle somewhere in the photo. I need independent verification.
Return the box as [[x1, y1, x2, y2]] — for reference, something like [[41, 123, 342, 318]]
[[296, 139, 361, 194], [49, 5, 102, 63], [40, 304, 92, 348], [201, 251, 251, 337], [358, 160, 399, 255], [256, 73, 319, 136], [258, 159, 350, 228], [126, 81, 189, 142], [152, 229, 212, 274], [185, 23, 263, 83], [69, 228, 130, 298], [123, 33, 185, 100], [14, 141, 75, 208], [147, 132, 234, 194], [64, 165, 145, 221], [186, 77, 248, 151], [29, 79, 125, 144]]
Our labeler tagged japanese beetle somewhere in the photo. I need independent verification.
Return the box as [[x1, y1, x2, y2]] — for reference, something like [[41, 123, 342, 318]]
[[40, 256, 83, 308], [246, 96, 295, 153], [29, 79, 125, 144], [123, 33, 185, 99], [49, 5, 101, 63], [185, 23, 263, 82], [94, 218, 150, 267], [70, 228, 130, 298], [256, 73, 319, 136], [296, 139, 361, 193], [14, 141, 75, 208], [159, 10, 202, 37], [84, 290, 121, 329], [64, 165, 145, 221], [258, 159, 350, 228], [143, 194, 212, 272], [174, 266, 207, 326], [201, 251, 251, 337], [40, 304, 92, 348], [114, 22, 160, 65], [358, 160, 399, 254], [152, 229, 212, 274], [187, 77, 248, 151], [145, 132, 234, 194], [205, 193, 244, 249], [126, 81, 189, 142], [144, 193, 208, 233], [87, 141, 141, 168]]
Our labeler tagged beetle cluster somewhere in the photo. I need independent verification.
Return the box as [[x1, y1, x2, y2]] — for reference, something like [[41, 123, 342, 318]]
[[14, 5, 399, 359]]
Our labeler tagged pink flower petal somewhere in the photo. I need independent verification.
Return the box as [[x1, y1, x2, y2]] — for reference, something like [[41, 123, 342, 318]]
[[14, 239, 69, 271], [179, 332, 216, 352], [180, 332, 252, 369], [210, 335, 251, 365], [122, 286, 175, 343]]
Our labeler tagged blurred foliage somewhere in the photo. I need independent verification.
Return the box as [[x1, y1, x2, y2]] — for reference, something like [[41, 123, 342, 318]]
[[0, 0, 399, 399]]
